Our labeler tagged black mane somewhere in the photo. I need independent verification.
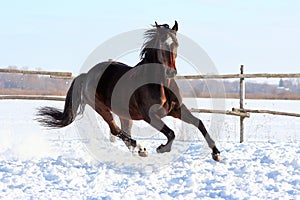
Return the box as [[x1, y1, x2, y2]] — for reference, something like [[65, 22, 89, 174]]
[[140, 25, 177, 61], [140, 28, 161, 60]]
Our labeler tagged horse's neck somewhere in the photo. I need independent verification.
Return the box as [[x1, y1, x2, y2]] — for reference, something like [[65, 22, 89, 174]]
[[134, 60, 182, 105], [132, 59, 166, 82]]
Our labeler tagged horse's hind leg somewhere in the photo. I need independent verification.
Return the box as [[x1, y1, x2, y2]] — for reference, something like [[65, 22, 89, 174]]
[[169, 104, 221, 162], [120, 117, 133, 135], [95, 103, 147, 157], [110, 117, 133, 142], [118, 118, 148, 156]]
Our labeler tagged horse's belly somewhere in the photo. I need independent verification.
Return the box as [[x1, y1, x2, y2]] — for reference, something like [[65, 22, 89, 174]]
[[111, 109, 144, 121]]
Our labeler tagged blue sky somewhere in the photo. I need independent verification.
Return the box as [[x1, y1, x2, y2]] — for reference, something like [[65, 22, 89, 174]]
[[0, 0, 299, 75]]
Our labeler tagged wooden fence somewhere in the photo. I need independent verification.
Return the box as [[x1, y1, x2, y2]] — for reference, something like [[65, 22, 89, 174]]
[[176, 65, 300, 142], [0, 68, 72, 101], [1, 67, 300, 142]]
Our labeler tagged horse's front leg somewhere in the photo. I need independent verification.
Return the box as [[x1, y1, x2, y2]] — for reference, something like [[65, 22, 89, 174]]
[[169, 104, 221, 162], [156, 124, 175, 153], [143, 111, 175, 153], [94, 101, 147, 157]]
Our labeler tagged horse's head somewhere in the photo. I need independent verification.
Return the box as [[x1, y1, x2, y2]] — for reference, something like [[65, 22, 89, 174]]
[[140, 21, 179, 78]]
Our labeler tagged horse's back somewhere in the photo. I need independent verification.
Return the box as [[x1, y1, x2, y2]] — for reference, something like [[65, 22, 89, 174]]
[[87, 61, 130, 80], [83, 61, 132, 106]]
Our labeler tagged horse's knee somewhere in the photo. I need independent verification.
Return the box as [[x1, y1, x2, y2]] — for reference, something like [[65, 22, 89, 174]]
[[166, 130, 175, 141]]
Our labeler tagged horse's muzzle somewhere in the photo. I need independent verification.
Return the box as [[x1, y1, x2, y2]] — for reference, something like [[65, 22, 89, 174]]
[[166, 68, 177, 78]]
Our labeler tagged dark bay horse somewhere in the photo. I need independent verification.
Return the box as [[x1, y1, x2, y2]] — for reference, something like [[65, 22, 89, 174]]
[[37, 21, 221, 161]]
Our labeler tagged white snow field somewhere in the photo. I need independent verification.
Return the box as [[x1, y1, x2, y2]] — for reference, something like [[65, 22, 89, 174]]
[[0, 99, 299, 199]]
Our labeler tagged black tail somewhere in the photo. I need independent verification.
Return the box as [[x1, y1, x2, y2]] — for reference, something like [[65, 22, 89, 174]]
[[36, 74, 86, 128]]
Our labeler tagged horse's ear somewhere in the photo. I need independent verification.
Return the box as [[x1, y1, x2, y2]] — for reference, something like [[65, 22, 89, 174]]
[[155, 21, 159, 28], [172, 20, 178, 32]]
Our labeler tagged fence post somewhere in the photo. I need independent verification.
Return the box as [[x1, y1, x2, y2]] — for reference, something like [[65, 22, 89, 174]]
[[240, 65, 245, 143]]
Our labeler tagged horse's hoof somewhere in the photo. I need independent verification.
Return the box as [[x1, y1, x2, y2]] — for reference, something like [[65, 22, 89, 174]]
[[110, 134, 116, 142], [156, 144, 171, 153], [138, 148, 148, 157], [212, 153, 222, 162], [133, 144, 148, 157]]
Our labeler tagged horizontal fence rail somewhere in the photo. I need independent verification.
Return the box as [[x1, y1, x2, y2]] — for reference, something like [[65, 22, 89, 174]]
[[0, 68, 73, 79], [0, 95, 65, 101], [190, 108, 250, 118], [232, 108, 300, 118], [176, 73, 300, 79]]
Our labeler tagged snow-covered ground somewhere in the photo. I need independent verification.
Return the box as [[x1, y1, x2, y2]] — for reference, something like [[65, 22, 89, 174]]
[[0, 99, 300, 199]]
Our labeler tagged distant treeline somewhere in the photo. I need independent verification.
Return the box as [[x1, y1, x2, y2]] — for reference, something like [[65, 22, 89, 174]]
[[1, 71, 300, 100], [176, 79, 300, 100], [0, 73, 71, 96]]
